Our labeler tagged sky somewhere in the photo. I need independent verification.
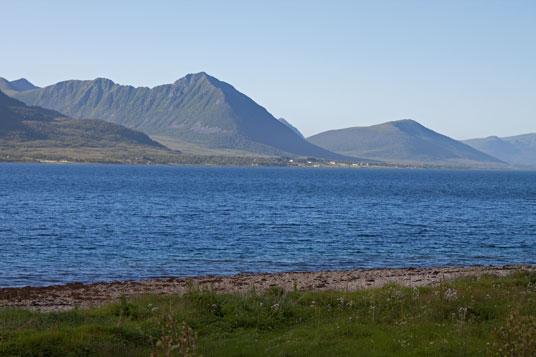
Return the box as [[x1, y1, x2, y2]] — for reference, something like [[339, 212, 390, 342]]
[[2, 0, 535, 139]]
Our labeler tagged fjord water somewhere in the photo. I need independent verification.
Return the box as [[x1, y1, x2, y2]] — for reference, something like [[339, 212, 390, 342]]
[[1, 164, 535, 287]]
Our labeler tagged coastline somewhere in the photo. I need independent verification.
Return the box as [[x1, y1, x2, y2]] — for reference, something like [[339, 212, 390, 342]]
[[0, 157, 523, 170], [1, 265, 533, 312]]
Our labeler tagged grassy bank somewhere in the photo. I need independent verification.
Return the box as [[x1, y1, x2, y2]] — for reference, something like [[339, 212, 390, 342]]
[[1, 271, 535, 356]]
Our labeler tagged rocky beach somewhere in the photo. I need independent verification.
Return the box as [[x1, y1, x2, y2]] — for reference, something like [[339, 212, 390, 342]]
[[1, 265, 533, 312]]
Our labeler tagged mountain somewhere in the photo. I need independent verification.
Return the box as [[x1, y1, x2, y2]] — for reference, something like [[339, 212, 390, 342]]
[[9, 73, 350, 160], [0, 77, 39, 94], [278, 118, 304, 139], [463, 134, 536, 167], [0, 89, 174, 163], [307, 119, 506, 167]]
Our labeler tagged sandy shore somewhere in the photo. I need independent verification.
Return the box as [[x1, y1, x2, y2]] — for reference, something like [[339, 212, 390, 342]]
[[1, 265, 534, 312]]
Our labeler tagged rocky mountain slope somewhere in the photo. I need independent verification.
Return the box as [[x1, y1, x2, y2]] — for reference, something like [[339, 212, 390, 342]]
[[10, 73, 350, 159]]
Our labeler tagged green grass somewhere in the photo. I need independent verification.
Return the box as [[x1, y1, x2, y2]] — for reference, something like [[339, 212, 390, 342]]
[[0, 145, 377, 168], [1, 272, 535, 356]]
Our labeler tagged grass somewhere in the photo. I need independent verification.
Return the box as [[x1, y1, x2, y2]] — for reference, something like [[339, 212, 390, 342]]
[[1, 271, 535, 356], [0, 145, 380, 168]]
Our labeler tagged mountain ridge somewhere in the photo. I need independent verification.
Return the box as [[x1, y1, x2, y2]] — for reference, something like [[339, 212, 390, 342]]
[[9, 73, 354, 160], [463, 133, 536, 167], [278, 118, 304, 139], [0, 77, 39, 94], [307, 119, 506, 167]]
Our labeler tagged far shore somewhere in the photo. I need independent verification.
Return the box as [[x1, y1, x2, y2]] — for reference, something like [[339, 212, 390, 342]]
[[1, 265, 533, 312], [0, 159, 527, 171]]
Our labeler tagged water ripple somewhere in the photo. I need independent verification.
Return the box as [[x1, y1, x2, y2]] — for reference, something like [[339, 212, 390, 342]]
[[0, 164, 535, 287]]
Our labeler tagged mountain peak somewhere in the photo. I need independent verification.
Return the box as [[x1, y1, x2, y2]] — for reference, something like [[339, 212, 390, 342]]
[[9, 73, 348, 160], [394, 119, 417, 123], [176, 72, 224, 87], [0, 77, 39, 92], [463, 134, 536, 167], [11, 78, 38, 90], [91, 78, 115, 87], [189, 71, 209, 78], [308, 119, 505, 166], [388, 119, 422, 129]]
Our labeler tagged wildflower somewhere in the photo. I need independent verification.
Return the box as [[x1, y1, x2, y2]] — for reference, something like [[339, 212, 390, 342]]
[[444, 288, 458, 301], [337, 297, 345, 309], [458, 307, 468, 321], [396, 290, 405, 299]]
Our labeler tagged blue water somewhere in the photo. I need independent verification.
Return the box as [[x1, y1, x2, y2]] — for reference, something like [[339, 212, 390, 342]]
[[0, 164, 535, 287]]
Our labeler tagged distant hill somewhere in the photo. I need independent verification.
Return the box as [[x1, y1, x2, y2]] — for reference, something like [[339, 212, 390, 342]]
[[0, 89, 175, 163], [463, 134, 536, 167], [0, 77, 39, 94], [278, 118, 304, 139], [307, 119, 506, 167], [9, 73, 350, 160]]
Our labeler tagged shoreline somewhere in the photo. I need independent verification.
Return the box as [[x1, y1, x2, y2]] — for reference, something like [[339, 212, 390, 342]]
[[0, 159, 524, 171], [1, 265, 534, 312]]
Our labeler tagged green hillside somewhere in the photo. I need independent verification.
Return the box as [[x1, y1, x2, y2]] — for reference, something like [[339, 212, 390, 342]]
[[10, 73, 349, 159], [0, 89, 184, 163], [1, 90, 356, 167], [463, 134, 536, 167], [307, 119, 506, 167]]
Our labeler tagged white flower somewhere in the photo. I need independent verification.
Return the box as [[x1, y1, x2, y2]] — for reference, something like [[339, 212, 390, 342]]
[[444, 288, 458, 301]]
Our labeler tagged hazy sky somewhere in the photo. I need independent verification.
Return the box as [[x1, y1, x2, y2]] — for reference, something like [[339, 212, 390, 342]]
[[2, 0, 535, 139]]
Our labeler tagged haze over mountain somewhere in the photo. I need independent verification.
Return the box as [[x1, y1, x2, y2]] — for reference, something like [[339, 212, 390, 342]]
[[0, 89, 172, 162], [0, 77, 39, 94], [463, 134, 536, 167], [307, 119, 506, 167], [9, 73, 349, 160]]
